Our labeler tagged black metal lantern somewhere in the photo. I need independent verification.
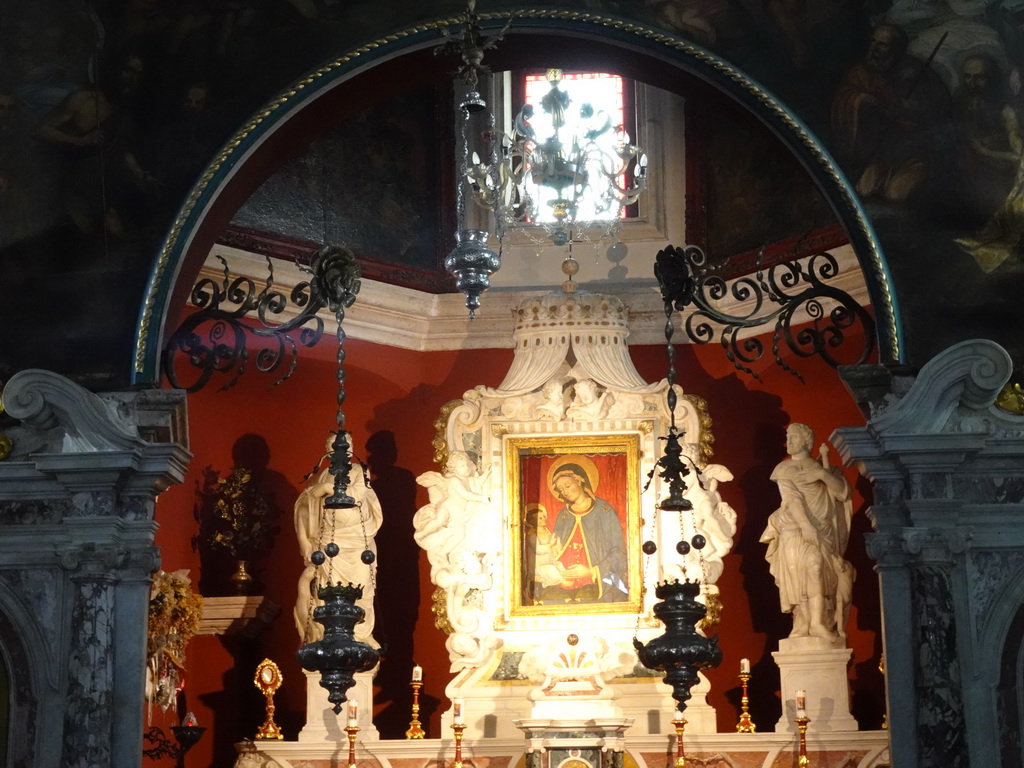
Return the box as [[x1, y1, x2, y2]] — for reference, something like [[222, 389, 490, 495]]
[[634, 244, 723, 712], [633, 580, 722, 710], [296, 583, 380, 712], [295, 245, 381, 709]]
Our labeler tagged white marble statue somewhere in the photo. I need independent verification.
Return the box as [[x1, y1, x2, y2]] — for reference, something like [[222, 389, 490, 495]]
[[498, 378, 566, 421], [518, 635, 636, 717], [414, 451, 494, 573], [414, 451, 501, 668], [759, 423, 855, 642], [567, 379, 612, 420], [534, 378, 566, 421], [659, 443, 738, 585], [294, 436, 383, 645]]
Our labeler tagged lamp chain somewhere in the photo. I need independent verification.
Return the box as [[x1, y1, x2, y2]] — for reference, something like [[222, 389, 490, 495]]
[[664, 297, 677, 433]]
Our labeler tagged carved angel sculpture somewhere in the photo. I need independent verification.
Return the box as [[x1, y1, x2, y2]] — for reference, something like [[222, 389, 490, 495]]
[[414, 452, 501, 668], [659, 443, 737, 586]]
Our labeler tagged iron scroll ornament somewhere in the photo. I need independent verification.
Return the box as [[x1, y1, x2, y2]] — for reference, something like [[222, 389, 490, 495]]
[[654, 244, 876, 381], [163, 244, 360, 393]]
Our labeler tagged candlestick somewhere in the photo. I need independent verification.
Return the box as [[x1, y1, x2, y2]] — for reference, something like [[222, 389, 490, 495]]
[[452, 698, 464, 725], [412, 665, 423, 683], [451, 722, 467, 768], [672, 713, 687, 768], [347, 700, 359, 728], [735, 671, 756, 733], [795, 714, 811, 767], [406, 681, 426, 739], [740, 657, 750, 675], [345, 723, 360, 768]]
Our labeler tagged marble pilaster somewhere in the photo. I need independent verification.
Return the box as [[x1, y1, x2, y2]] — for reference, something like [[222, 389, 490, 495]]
[[834, 339, 1024, 768], [0, 370, 190, 768]]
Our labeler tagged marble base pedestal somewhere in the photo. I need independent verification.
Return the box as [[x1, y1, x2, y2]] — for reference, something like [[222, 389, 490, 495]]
[[772, 636, 858, 732], [299, 670, 379, 742], [515, 718, 631, 768]]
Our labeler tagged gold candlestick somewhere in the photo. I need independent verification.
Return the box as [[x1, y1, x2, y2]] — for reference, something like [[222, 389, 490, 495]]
[[451, 722, 467, 768], [406, 681, 426, 739], [253, 659, 284, 740], [735, 673, 756, 733], [672, 714, 687, 768], [345, 724, 360, 768], [796, 715, 811, 767]]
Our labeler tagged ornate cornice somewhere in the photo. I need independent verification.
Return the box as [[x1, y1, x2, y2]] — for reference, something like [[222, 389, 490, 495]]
[[189, 244, 869, 354], [871, 339, 1014, 436]]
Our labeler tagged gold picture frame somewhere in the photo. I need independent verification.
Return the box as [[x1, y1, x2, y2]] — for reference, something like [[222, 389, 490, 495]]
[[506, 433, 642, 617]]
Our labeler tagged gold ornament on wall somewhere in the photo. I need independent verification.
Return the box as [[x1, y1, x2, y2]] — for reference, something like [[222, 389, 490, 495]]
[[996, 382, 1024, 415]]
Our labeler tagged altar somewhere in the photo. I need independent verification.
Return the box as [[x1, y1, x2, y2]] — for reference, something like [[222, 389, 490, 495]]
[[244, 288, 891, 768], [236, 730, 890, 768]]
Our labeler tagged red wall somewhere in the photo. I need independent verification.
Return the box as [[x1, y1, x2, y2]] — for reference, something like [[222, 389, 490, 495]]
[[153, 325, 880, 766]]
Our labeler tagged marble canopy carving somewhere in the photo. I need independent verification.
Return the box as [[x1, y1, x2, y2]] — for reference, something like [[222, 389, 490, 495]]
[[412, 290, 737, 737]]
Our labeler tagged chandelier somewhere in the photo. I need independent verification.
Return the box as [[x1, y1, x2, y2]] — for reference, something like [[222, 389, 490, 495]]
[[440, 3, 648, 316]]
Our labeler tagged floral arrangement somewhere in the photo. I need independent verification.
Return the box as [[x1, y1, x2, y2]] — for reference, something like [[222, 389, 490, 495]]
[[147, 569, 203, 712], [210, 466, 279, 561]]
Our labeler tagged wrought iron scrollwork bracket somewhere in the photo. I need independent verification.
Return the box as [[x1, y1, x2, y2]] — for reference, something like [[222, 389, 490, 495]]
[[163, 245, 360, 393], [654, 244, 876, 381]]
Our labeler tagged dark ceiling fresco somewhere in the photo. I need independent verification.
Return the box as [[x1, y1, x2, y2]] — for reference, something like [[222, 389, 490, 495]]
[[1, 0, 1023, 384], [224, 85, 456, 293]]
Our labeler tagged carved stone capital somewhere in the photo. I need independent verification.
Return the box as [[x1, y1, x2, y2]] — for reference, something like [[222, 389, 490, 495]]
[[903, 528, 971, 563], [864, 531, 908, 567], [54, 519, 160, 578], [836, 363, 893, 421], [56, 543, 126, 579]]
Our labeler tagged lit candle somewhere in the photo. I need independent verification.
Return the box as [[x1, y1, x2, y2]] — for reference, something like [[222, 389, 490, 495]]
[[453, 698, 464, 724], [412, 665, 423, 683], [740, 658, 750, 675], [795, 689, 807, 718], [182, 711, 198, 727], [347, 700, 359, 727]]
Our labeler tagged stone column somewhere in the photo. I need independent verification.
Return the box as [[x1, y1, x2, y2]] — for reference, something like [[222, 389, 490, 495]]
[[834, 339, 1024, 768], [0, 370, 189, 768]]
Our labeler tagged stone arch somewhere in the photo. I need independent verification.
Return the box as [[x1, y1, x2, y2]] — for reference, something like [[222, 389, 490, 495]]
[[0, 577, 65, 767], [132, 10, 902, 385], [976, 561, 1024, 767], [997, 603, 1024, 767]]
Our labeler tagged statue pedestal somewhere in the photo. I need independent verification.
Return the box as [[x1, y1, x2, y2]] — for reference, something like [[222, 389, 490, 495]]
[[298, 670, 379, 742], [772, 637, 858, 732]]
